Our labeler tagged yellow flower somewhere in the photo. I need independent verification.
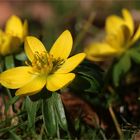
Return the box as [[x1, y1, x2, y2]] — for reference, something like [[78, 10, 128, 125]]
[[0, 30, 86, 96], [84, 9, 140, 61], [0, 15, 28, 55]]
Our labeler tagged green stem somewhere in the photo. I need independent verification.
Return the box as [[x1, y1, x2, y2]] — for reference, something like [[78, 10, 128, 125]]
[[99, 129, 108, 140], [6, 88, 12, 99], [101, 61, 115, 94], [56, 123, 60, 139], [39, 125, 44, 140]]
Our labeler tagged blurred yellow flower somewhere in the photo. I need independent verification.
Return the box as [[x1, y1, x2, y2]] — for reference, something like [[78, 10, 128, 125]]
[[0, 15, 28, 55], [0, 30, 85, 96], [84, 9, 140, 61]]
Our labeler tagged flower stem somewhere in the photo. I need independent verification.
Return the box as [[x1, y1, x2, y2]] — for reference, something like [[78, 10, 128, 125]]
[[101, 60, 115, 94]]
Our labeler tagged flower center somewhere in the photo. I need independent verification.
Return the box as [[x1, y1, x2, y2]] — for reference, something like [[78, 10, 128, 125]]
[[29, 51, 65, 75]]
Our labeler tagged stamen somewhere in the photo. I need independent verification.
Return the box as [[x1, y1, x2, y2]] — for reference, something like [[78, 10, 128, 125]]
[[25, 60, 31, 66], [51, 57, 65, 73], [27, 51, 65, 75]]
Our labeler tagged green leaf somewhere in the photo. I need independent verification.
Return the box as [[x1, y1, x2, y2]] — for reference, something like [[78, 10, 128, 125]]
[[52, 92, 68, 131], [8, 96, 20, 105], [113, 53, 131, 86], [82, 75, 100, 93], [70, 60, 103, 93], [5, 55, 15, 69], [9, 131, 22, 140], [15, 52, 27, 61], [25, 97, 39, 130], [42, 94, 57, 137], [5, 96, 20, 112], [76, 60, 103, 79], [130, 49, 140, 63]]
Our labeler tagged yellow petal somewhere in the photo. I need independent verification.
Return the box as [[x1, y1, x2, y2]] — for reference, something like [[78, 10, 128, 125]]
[[46, 73, 75, 91], [84, 42, 120, 61], [105, 15, 124, 34], [25, 36, 47, 61], [122, 9, 134, 36], [16, 75, 46, 96], [23, 20, 28, 39], [86, 42, 119, 56], [0, 31, 21, 55], [130, 25, 140, 45], [0, 31, 12, 55], [0, 66, 35, 89], [105, 29, 124, 49], [50, 30, 73, 60], [105, 24, 131, 49], [55, 53, 86, 74], [86, 55, 108, 61], [5, 15, 23, 39]]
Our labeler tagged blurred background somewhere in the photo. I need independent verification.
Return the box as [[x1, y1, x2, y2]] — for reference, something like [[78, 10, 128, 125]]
[[1, 0, 140, 51], [1, 0, 140, 139]]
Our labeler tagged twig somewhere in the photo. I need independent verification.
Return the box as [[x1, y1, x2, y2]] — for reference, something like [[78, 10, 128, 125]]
[[109, 104, 124, 140], [73, 12, 95, 53]]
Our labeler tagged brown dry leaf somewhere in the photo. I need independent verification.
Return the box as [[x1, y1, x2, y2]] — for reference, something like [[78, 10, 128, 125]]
[[0, 95, 23, 120], [132, 131, 140, 140], [61, 91, 107, 129]]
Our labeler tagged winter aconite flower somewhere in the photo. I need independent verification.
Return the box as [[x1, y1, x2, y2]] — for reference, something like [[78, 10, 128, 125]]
[[0, 15, 28, 55], [84, 9, 140, 61], [0, 30, 85, 96]]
